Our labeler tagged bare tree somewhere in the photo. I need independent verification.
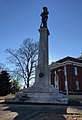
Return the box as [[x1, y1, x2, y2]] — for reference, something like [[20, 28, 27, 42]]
[[0, 63, 5, 73], [6, 38, 39, 88]]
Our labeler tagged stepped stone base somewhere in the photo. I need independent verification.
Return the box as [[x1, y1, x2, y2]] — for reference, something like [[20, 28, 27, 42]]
[[6, 83, 68, 104]]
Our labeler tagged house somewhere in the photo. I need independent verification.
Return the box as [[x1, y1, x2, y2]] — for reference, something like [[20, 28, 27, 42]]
[[50, 55, 82, 94]]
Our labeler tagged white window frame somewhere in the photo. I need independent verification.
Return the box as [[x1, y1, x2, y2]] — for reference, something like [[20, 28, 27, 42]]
[[74, 67, 78, 75], [76, 80, 79, 90]]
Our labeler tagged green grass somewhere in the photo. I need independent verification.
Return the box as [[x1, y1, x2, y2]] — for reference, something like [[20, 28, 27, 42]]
[[67, 95, 82, 101], [0, 94, 15, 100]]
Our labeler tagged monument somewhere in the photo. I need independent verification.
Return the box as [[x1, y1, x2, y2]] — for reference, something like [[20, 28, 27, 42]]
[[6, 7, 68, 104]]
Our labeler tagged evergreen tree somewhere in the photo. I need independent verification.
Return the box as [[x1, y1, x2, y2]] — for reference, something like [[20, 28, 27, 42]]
[[0, 70, 11, 96], [11, 80, 20, 94]]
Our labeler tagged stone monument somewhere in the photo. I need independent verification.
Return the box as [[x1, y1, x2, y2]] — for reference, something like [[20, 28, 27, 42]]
[[6, 7, 68, 104]]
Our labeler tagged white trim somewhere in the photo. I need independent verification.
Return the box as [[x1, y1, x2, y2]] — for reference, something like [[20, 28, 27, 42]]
[[64, 65, 68, 95], [64, 66, 67, 75], [54, 72, 59, 90], [50, 60, 82, 70]]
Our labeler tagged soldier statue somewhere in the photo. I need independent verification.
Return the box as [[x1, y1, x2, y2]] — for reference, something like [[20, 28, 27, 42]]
[[40, 7, 49, 28]]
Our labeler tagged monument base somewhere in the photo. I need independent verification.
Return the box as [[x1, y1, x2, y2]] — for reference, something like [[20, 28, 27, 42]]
[[6, 83, 68, 104]]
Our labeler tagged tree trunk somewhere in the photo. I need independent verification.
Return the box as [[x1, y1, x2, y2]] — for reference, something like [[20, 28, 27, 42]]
[[27, 78, 29, 88]]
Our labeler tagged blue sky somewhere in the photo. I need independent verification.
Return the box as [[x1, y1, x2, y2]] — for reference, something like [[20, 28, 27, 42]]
[[0, 0, 82, 66]]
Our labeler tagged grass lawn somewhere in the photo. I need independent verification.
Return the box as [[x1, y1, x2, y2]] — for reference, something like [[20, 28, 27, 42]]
[[67, 95, 82, 101], [0, 94, 15, 100]]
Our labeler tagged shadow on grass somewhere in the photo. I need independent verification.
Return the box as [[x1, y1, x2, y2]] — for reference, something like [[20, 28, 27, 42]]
[[68, 99, 81, 106], [2, 103, 67, 120]]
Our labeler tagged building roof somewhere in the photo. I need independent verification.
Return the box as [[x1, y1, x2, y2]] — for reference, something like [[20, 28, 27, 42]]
[[56, 56, 82, 64], [50, 56, 82, 70]]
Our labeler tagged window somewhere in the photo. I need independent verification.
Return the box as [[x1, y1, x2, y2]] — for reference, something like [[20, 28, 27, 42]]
[[76, 80, 79, 90], [54, 72, 59, 90], [74, 67, 78, 75], [64, 66, 67, 75]]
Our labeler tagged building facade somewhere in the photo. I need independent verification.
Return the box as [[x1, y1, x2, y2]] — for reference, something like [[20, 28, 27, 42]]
[[50, 56, 82, 94]]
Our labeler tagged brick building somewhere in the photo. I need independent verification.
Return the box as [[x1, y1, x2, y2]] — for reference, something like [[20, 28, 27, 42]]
[[50, 55, 82, 94]]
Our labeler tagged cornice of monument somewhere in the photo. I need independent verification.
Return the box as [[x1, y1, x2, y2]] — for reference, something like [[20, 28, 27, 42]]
[[39, 27, 50, 35]]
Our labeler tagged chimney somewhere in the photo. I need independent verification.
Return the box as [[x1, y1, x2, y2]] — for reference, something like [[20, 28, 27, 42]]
[[78, 53, 82, 60]]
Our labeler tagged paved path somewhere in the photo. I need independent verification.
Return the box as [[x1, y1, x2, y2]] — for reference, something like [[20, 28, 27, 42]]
[[0, 104, 82, 120]]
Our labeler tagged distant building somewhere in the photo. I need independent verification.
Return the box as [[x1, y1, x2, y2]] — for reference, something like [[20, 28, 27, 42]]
[[50, 55, 82, 94]]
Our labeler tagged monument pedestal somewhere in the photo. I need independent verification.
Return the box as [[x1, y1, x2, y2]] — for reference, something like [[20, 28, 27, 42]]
[[6, 28, 68, 104], [14, 83, 68, 104]]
